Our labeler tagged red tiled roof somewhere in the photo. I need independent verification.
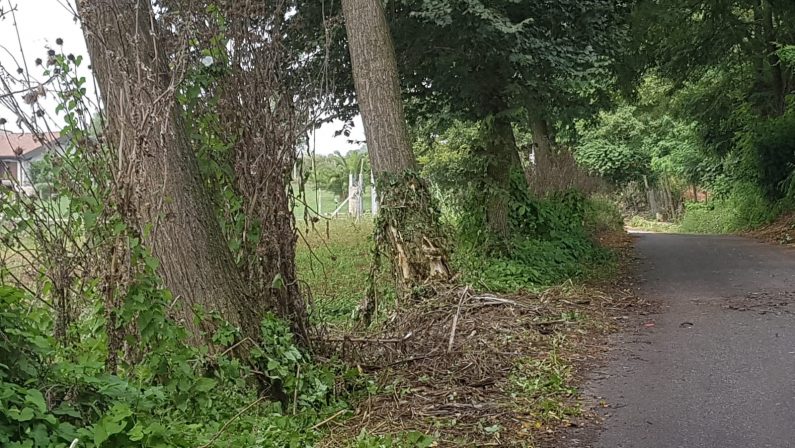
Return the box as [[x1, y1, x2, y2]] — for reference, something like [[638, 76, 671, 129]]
[[0, 132, 61, 158]]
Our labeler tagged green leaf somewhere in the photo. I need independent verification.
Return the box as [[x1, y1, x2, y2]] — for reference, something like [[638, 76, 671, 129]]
[[25, 389, 46, 413], [8, 407, 35, 422], [271, 273, 285, 290], [192, 377, 217, 393], [484, 424, 502, 434], [128, 423, 144, 441]]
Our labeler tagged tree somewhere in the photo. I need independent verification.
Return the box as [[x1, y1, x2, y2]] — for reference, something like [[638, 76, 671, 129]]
[[76, 0, 263, 347], [340, 0, 451, 297], [627, 0, 795, 118], [293, 0, 629, 238], [388, 0, 628, 234], [624, 0, 795, 199]]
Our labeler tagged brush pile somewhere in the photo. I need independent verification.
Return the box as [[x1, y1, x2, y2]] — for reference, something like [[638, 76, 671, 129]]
[[321, 281, 645, 446], [748, 212, 795, 245]]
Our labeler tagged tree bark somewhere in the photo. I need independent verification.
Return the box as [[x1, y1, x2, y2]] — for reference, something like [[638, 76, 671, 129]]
[[341, 0, 416, 175], [77, 0, 260, 347], [482, 116, 522, 237], [530, 117, 555, 156], [527, 116, 554, 186], [762, 0, 786, 115], [341, 0, 451, 299]]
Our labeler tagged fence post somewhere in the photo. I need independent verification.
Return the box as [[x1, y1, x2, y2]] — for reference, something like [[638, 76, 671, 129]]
[[371, 171, 378, 216]]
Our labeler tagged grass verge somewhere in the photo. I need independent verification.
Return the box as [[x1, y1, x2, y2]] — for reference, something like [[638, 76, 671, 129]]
[[625, 215, 681, 233]]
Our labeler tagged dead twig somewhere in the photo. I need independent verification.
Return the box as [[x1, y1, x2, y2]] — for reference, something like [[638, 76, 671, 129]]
[[310, 409, 348, 430], [448, 286, 469, 352]]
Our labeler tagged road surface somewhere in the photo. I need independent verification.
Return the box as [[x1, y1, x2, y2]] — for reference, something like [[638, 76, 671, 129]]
[[564, 233, 795, 448]]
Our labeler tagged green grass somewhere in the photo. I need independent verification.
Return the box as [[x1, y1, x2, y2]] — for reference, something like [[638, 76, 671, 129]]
[[626, 215, 681, 233], [295, 218, 395, 327]]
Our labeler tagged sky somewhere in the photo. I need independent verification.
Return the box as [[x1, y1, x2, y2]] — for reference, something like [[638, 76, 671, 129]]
[[0, 0, 363, 155]]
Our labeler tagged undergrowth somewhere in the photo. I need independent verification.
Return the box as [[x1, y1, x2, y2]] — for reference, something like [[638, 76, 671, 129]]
[[453, 193, 619, 293], [0, 283, 350, 448], [510, 334, 580, 425], [679, 183, 780, 233]]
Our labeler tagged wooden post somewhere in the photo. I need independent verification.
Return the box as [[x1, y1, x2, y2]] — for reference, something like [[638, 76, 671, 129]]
[[371, 171, 378, 215], [348, 173, 355, 216], [358, 171, 364, 217]]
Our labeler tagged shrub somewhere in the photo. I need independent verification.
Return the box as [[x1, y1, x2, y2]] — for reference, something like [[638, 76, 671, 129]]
[[583, 195, 624, 233], [679, 183, 777, 233], [743, 112, 795, 200], [454, 192, 613, 292], [0, 284, 344, 448]]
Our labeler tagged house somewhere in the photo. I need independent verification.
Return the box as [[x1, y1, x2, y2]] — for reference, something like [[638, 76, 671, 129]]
[[0, 132, 63, 195]]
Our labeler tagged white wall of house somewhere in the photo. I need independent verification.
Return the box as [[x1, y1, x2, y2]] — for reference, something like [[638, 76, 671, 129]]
[[14, 153, 45, 187], [19, 158, 34, 186]]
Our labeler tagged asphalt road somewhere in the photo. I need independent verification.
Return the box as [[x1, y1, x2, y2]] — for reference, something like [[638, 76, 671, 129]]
[[564, 233, 795, 448]]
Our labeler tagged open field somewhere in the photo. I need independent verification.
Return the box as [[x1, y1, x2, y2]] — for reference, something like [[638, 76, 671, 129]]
[[295, 218, 395, 327]]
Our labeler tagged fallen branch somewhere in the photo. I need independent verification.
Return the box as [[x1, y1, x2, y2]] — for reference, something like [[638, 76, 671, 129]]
[[361, 353, 446, 371], [534, 319, 571, 326], [310, 409, 348, 430], [471, 295, 519, 306], [318, 337, 407, 344], [448, 287, 469, 352]]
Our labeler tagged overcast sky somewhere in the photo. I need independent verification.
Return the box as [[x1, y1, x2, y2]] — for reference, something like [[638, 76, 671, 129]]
[[0, 0, 363, 155]]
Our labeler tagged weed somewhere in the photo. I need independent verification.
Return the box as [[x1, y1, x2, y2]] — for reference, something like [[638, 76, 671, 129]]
[[510, 335, 580, 423]]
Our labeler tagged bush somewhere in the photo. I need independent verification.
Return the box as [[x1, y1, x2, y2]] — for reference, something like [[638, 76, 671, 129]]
[[679, 183, 777, 233], [743, 112, 795, 200], [454, 193, 613, 292], [583, 195, 624, 233]]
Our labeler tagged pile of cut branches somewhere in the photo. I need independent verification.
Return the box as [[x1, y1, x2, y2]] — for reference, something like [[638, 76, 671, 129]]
[[319, 274, 647, 446], [747, 212, 795, 245]]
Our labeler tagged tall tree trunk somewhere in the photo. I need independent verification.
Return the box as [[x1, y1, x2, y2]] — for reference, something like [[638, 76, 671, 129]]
[[530, 117, 555, 156], [341, 0, 451, 298], [762, 0, 786, 115], [527, 116, 554, 186], [482, 116, 522, 237], [77, 0, 261, 347], [214, 6, 311, 345]]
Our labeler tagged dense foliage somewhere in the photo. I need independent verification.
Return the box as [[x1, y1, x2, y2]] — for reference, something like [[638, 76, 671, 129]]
[[0, 283, 345, 448], [6, 0, 795, 446]]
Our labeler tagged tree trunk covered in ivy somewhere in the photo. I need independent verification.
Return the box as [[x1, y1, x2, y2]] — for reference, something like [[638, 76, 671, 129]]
[[482, 116, 523, 238], [216, 5, 311, 344], [77, 0, 262, 348], [341, 0, 451, 299]]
